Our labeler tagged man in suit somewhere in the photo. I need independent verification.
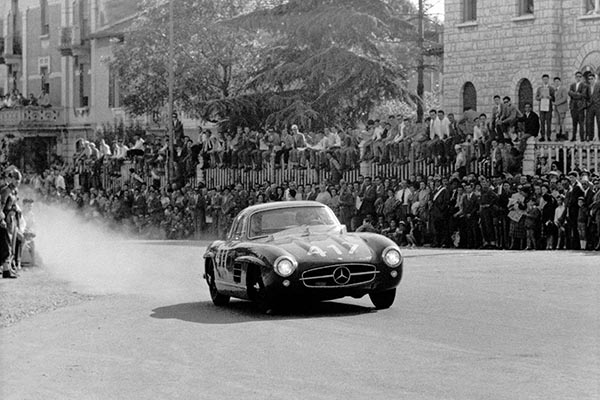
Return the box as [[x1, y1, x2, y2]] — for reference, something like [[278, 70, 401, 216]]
[[461, 182, 480, 248], [553, 77, 569, 141], [359, 177, 377, 220], [535, 74, 556, 141], [568, 71, 587, 141], [430, 176, 451, 247], [565, 171, 585, 249], [585, 73, 600, 142], [516, 102, 540, 154]]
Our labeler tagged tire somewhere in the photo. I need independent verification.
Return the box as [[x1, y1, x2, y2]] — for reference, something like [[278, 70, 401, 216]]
[[206, 265, 230, 307], [369, 288, 396, 309], [247, 267, 275, 315]]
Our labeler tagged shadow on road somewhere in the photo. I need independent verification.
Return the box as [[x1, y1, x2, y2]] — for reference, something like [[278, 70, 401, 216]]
[[150, 300, 375, 324]]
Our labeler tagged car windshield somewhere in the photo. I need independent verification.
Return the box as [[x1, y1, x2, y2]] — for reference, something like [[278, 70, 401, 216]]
[[248, 206, 339, 238]]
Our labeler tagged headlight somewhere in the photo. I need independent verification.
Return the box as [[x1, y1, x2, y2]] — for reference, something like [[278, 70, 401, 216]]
[[274, 256, 297, 277], [382, 247, 402, 268]]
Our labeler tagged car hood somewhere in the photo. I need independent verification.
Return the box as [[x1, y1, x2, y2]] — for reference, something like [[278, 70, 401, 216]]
[[267, 230, 374, 263]]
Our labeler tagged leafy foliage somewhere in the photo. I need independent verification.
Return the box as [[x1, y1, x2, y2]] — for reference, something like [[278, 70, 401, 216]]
[[112, 0, 432, 129], [111, 0, 270, 117]]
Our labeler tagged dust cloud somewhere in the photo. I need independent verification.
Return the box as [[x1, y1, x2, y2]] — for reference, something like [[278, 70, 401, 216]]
[[32, 200, 200, 297]]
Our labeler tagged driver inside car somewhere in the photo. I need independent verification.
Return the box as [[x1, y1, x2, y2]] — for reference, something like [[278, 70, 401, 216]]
[[250, 215, 263, 237], [295, 209, 321, 226]]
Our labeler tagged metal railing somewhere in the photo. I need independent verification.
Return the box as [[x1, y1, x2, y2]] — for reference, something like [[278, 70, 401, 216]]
[[200, 150, 492, 189], [535, 141, 600, 173]]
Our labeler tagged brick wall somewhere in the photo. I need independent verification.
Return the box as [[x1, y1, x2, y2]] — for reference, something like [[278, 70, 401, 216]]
[[444, 0, 600, 125]]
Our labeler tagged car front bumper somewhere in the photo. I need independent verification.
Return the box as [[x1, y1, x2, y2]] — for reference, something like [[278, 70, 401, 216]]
[[262, 264, 402, 302]]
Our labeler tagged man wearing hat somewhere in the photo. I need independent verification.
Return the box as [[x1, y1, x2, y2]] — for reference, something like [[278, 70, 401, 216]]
[[430, 175, 451, 247], [565, 170, 585, 249]]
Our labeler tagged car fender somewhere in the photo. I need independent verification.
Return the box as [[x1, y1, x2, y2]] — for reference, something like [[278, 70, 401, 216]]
[[235, 255, 267, 268], [350, 232, 402, 264], [203, 240, 225, 259]]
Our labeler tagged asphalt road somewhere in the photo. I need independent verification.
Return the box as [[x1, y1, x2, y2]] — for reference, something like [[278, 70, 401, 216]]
[[1, 244, 598, 400]]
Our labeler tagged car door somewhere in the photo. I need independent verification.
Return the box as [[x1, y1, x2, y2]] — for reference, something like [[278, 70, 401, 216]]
[[214, 214, 245, 295]]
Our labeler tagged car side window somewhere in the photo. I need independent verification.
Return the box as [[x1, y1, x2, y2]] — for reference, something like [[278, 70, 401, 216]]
[[229, 215, 245, 240]]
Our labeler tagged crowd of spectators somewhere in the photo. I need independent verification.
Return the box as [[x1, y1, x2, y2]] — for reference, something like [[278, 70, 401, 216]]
[[0, 88, 52, 109], [30, 158, 600, 252], [5, 70, 600, 264]]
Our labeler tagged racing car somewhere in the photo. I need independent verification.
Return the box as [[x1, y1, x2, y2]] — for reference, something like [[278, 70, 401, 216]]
[[203, 201, 403, 313]]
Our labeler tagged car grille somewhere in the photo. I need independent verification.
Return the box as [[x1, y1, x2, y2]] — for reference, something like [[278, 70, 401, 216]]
[[300, 264, 379, 288]]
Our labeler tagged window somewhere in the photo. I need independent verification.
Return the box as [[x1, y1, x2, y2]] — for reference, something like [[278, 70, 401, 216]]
[[586, 0, 600, 14], [39, 57, 50, 94], [518, 79, 533, 113], [40, 0, 50, 36], [519, 0, 534, 15], [78, 63, 88, 107], [462, 82, 477, 111], [463, 0, 477, 22]]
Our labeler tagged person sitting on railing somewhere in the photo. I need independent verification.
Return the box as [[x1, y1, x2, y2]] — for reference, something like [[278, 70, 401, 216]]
[[257, 130, 270, 169], [273, 127, 292, 169], [304, 131, 324, 169], [207, 130, 225, 169], [38, 89, 51, 108], [245, 128, 261, 171], [113, 139, 129, 160], [289, 125, 308, 169], [386, 118, 403, 165], [99, 138, 111, 159], [371, 120, 387, 164], [2, 93, 14, 108], [338, 129, 359, 170], [127, 134, 146, 157], [25, 93, 38, 107]]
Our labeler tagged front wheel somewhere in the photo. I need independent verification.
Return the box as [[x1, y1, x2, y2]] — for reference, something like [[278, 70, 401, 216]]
[[247, 267, 275, 315], [369, 288, 396, 309], [206, 266, 230, 307]]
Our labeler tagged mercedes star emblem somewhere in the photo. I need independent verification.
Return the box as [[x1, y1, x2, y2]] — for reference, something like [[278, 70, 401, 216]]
[[332, 266, 351, 285]]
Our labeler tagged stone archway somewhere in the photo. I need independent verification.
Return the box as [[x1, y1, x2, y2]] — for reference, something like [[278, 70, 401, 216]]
[[517, 78, 533, 113], [574, 43, 600, 75], [461, 82, 477, 111]]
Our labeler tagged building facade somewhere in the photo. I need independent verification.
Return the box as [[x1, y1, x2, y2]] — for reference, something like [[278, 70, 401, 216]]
[[443, 0, 600, 126], [0, 0, 146, 169]]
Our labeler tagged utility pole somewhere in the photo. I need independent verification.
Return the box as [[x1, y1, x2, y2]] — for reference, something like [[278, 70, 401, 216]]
[[166, 0, 175, 183], [416, 0, 425, 123]]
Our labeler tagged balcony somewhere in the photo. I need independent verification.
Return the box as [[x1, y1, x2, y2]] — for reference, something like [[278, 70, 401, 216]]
[[1, 34, 22, 65], [0, 107, 66, 128]]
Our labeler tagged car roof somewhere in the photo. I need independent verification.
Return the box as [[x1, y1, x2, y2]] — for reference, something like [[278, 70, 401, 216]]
[[239, 201, 328, 218]]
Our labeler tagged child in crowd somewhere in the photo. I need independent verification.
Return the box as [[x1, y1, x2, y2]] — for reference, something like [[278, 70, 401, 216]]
[[577, 197, 588, 250], [524, 198, 540, 250], [405, 215, 417, 248]]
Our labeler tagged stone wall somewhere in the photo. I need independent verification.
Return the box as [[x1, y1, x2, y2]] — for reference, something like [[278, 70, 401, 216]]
[[443, 0, 600, 124]]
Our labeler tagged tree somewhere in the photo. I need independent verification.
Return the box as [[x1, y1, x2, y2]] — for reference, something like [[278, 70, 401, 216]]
[[112, 0, 433, 129], [110, 0, 271, 119], [214, 0, 420, 128]]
